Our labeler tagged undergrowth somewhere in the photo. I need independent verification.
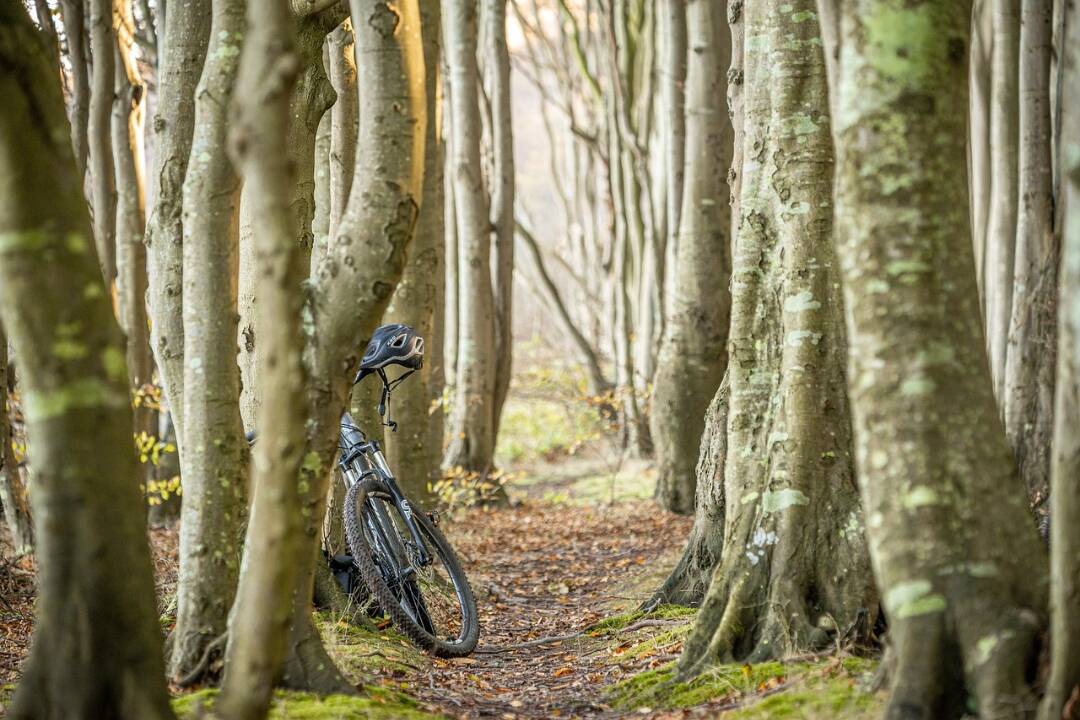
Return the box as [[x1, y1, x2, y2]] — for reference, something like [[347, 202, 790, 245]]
[[172, 687, 444, 720]]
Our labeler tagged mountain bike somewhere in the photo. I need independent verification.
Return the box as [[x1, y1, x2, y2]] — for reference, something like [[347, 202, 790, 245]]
[[337, 325, 479, 657]]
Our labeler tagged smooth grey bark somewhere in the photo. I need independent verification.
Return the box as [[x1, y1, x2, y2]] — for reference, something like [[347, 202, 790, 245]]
[[1039, 4, 1080, 716], [311, 105, 331, 268], [829, 2, 1048, 717], [170, 0, 249, 682], [970, 0, 993, 303], [443, 0, 497, 473], [60, 0, 90, 181], [235, 8, 337, 432], [484, 0, 515, 431], [650, 0, 732, 516], [1003, 0, 1056, 520], [88, 0, 117, 286], [281, 0, 425, 692], [658, 0, 686, 317], [384, 0, 443, 505], [145, 0, 211, 444], [985, 0, 1020, 400], [112, 0, 155, 484], [0, 10, 175, 717], [677, 0, 874, 679], [0, 332, 32, 556], [218, 2, 303, 716]]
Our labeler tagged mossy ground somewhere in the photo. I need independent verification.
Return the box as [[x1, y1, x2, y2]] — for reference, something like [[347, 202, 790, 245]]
[[172, 686, 445, 720], [607, 650, 883, 718]]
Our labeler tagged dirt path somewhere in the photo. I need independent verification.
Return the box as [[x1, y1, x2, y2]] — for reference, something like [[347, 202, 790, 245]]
[[404, 498, 693, 718]]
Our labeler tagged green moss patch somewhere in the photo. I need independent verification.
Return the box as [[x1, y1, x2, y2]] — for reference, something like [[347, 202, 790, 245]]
[[586, 603, 696, 634], [172, 687, 445, 720], [608, 655, 882, 717], [315, 611, 429, 676]]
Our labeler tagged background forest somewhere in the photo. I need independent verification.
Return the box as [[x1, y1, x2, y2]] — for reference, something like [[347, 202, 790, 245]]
[[1, 0, 1079, 719]]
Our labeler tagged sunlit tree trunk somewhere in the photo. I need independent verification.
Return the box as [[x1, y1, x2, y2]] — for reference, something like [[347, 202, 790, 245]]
[[112, 0, 155, 484], [218, 2, 305, 716], [281, 0, 425, 691], [676, 0, 875, 678], [985, 0, 1020, 400], [146, 0, 211, 445], [828, 2, 1048, 717], [385, 0, 443, 504], [88, 0, 117, 286], [443, 0, 497, 473], [170, 0, 249, 682], [1039, 5, 1080, 717], [651, 0, 732, 516], [0, 11, 174, 717], [1004, 0, 1056, 520]]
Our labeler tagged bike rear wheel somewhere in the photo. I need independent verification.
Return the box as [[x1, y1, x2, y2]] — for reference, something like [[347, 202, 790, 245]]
[[344, 477, 479, 656]]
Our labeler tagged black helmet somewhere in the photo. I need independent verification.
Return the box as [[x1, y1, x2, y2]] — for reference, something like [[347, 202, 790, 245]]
[[356, 324, 424, 381]]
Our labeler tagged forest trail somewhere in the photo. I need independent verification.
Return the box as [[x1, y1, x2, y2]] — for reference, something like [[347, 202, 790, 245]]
[[411, 489, 692, 718]]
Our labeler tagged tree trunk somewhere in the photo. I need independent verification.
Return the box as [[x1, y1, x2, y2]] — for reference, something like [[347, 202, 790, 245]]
[[970, 0, 992, 304], [676, 0, 875, 679], [384, 0, 443, 505], [145, 0, 211, 444], [88, 0, 117, 287], [985, 0, 1020, 400], [443, 0, 497, 473], [283, 0, 426, 692], [218, 2, 304, 716], [659, 0, 686, 317], [236, 10, 338, 433], [650, 0, 732, 516], [60, 0, 90, 182], [1003, 0, 1056, 522], [0, 11, 174, 718], [485, 0, 515, 431], [0, 332, 33, 556], [1039, 4, 1080, 716], [170, 0, 249, 682], [829, 2, 1049, 717], [112, 0, 156, 487]]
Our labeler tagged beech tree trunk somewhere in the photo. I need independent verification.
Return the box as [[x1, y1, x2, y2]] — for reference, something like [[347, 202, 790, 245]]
[[88, 0, 117, 286], [658, 0, 686, 316], [829, 2, 1049, 717], [60, 0, 90, 182], [282, 0, 425, 692], [112, 0, 155, 483], [970, 0, 992, 303], [218, 2, 304, 716], [1004, 0, 1057, 521], [170, 0, 249, 682], [145, 0, 211, 447], [384, 0, 443, 505], [485, 0, 515, 430], [985, 0, 1020, 400], [0, 11, 174, 718], [676, 0, 875, 678], [1039, 4, 1080, 716], [443, 0, 498, 473], [0, 331, 33, 556], [651, 0, 732, 516]]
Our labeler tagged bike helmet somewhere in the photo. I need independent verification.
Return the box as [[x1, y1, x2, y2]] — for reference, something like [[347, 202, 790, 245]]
[[356, 324, 424, 381]]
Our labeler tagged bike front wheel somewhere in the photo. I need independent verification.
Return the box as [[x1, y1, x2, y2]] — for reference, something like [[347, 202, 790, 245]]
[[344, 477, 479, 657]]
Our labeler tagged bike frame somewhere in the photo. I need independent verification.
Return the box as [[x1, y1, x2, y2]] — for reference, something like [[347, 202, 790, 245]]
[[337, 411, 433, 567]]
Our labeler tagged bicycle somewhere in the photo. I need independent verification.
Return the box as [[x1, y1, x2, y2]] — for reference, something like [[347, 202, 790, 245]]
[[336, 324, 479, 657]]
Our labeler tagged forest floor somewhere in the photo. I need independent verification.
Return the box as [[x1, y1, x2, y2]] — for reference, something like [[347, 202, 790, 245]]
[[0, 348, 884, 718]]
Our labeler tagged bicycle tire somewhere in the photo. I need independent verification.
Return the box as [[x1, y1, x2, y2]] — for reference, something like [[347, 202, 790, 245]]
[[344, 477, 479, 657]]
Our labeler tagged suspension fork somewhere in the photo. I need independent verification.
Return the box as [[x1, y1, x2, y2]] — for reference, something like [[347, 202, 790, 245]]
[[365, 441, 433, 567]]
